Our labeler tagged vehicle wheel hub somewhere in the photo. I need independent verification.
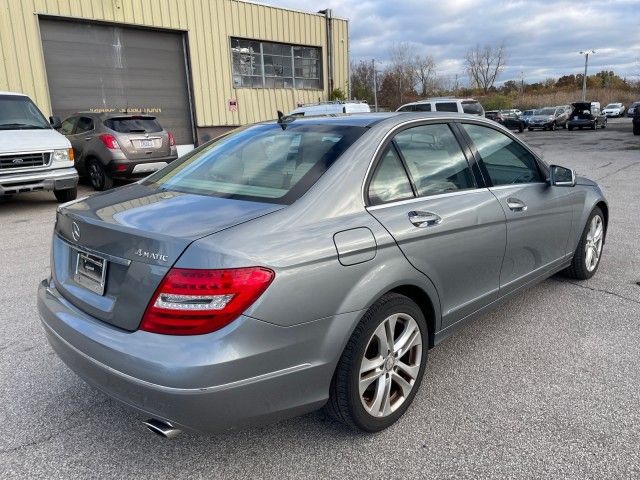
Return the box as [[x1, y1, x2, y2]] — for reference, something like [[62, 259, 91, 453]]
[[358, 313, 422, 417]]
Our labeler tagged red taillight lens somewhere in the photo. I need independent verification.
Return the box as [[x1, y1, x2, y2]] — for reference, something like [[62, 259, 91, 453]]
[[99, 133, 120, 150], [167, 131, 176, 147], [140, 267, 275, 335]]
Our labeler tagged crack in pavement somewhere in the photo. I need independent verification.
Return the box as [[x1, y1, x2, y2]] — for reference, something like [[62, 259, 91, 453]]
[[0, 399, 110, 455], [596, 161, 640, 181], [553, 278, 640, 306]]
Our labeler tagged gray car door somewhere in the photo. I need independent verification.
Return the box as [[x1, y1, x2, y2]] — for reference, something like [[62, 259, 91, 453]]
[[67, 115, 95, 168], [460, 123, 575, 295], [366, 122, 506, 328]]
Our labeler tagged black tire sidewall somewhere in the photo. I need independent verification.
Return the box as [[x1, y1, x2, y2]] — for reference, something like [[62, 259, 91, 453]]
[[568, 207, 605, 280], [344, 295, 428, 432]]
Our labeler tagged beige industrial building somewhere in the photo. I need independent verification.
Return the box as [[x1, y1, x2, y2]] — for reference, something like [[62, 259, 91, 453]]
[[0, 0, 349, 146]]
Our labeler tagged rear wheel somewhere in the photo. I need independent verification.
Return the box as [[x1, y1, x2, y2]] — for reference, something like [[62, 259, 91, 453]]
[[551, 122, 557, 131], [633, 124, 640, 135], [518, 124, 524, 133], [326, 293, 428, 432], [88, 159, 113, 191], [528, 127, 533, 131], [568, 126, 574, 131], [562, 122, 567, 129], [563, 207, 604, 280], [54, 187, 77, 203], [591, 122, 597, 130]]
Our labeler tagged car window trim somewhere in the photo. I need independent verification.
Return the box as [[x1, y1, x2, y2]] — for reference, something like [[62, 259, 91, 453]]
[[366, 142, 417, 206], [367, 187, 491, 211], [76, 116, 95, 134], [363, 120, 480, 207], [455, 120, 549, 186]]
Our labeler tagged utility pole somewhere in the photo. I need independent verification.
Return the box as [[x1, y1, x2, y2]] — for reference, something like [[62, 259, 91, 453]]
[[372, 59, 378, 112], [579, 50, 595, 101]]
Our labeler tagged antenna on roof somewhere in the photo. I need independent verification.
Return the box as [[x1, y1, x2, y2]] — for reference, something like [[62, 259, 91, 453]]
[[276, 110, 295, 130]]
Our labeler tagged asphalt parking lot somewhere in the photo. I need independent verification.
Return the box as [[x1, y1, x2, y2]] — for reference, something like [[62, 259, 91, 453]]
[[1, 117, 639, 479]]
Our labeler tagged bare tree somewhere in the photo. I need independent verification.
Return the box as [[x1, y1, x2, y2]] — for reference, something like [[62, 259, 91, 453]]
[[388, 42, 418, 104], [465, 44, 507, 93], [414, 54, 437, 97]]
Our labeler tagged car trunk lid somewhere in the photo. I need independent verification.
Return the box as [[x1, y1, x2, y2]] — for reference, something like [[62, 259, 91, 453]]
[[105, 116, 172, 160], [52, 182, 284, 331]]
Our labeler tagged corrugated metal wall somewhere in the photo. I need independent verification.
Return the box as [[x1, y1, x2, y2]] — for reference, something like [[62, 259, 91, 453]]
[[0, 0, 349, 128]]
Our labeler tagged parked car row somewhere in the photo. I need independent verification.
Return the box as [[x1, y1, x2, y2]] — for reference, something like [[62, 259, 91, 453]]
[[0, 90, 179, 202]]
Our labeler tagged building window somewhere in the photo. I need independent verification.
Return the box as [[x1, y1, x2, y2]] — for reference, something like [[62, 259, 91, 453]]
[[231, 38, 322, 90]]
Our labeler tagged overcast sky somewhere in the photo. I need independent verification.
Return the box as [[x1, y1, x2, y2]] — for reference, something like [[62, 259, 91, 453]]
[[260, 0, 640, 85]]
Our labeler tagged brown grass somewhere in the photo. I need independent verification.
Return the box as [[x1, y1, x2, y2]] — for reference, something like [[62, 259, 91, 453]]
[[516, 88, 640, 109]]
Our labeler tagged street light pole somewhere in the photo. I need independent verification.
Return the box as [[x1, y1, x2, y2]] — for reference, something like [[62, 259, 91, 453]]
[[579, 50, 595, 101]]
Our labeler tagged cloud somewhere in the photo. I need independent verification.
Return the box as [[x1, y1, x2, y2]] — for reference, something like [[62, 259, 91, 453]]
[[259, 0, 640, 83]]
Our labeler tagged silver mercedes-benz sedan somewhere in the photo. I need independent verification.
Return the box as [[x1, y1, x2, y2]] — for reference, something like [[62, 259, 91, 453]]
[[38, 112, 608, 436]]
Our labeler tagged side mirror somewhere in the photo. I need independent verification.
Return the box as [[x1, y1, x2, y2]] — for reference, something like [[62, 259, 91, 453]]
[[49, 115, 62, 129], [549, 165, 575, 187]]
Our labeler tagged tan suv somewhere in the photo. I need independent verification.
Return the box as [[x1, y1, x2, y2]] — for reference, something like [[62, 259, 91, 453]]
[[59, 113, 178, 190]]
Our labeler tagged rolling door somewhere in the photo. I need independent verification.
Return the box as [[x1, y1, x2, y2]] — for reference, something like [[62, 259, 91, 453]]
[[39, 18, 194, 145]]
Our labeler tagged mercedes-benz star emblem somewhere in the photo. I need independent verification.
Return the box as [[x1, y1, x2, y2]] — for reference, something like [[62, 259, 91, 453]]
[[71, 221, 81, 242]]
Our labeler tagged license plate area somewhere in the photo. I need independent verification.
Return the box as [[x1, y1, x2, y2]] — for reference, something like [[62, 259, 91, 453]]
[[74, 250, 108, 295], [137, 139, 155, 148]]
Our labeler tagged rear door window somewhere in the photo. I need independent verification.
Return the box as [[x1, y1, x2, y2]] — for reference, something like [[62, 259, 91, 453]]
[[75, 116, 94, 133], [104, 117, 163, 133], [368, 146, 415, 205], [462, 123, 543, 185], [394, 123, 474, 196], [413, 103, 431, 112], [435, 102, 459, 112], [147, 123, 366, 204], [461, 101, 484, 115]]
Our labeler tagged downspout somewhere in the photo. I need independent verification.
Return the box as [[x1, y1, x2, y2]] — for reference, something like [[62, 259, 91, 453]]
[[319, 9, 334, 98]]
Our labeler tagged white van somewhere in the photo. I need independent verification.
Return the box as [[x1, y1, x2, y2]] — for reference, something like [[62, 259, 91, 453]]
[[397, 98, 485, 116], [0, 91, 78, 202], [288, 101, 371, 116]]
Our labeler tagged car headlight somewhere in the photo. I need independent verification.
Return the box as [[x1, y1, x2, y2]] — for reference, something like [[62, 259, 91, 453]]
[[52, 148, 74, 164]]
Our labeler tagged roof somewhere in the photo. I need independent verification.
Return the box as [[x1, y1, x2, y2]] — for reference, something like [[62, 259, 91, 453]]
[[70, 111, 159, 119], [262, 111, 493, 128]]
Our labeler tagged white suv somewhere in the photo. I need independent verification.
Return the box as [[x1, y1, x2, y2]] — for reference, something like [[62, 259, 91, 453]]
[[397, 98, 485, 116], [0, 91, 78, 202]]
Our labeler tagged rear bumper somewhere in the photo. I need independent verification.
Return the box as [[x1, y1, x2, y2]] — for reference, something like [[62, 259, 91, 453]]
[[0, 167, 78, 195], [38, 278, 360, 432], [108, 155, 178, 179], [568, 120, 595, 127]]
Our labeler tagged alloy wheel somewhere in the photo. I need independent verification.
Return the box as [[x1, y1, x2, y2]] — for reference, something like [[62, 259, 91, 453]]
[[359, 313, 422, 417], [89, 162, 104, 190], [585, 214, 604, 272]]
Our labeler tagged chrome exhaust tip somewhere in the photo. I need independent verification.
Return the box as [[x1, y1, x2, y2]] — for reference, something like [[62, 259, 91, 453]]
[[143, 418, 182, 439]]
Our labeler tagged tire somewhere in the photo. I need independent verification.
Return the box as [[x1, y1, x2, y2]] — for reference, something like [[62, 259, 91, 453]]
[[562, 123, 567, 129], [562, 207, 605, 280], [326, 293, 428, 432], [518, 124, 524, 133], [528, 127, 533, 131], [601, 121, 606, 129], [88, 159, 113, 191], [591, 122, 596, 130], [633, 124, 640, 136], [568, 126, 573, 131], [54, 187, 77, 203], [551, 122, 557, 131]]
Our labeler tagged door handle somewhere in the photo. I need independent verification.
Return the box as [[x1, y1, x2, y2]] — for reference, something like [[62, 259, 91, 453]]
[[84, 137, 92, 141], [507, 197, 528, 212], [408, 211, 442, 227]]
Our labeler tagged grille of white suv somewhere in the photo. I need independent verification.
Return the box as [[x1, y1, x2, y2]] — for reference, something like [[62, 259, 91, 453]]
[[0, 152, 50, 171]]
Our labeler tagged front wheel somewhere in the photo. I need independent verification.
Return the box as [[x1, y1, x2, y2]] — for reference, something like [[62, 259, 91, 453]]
[[562, 207, 605, 280], [326, 293, 428, 432], [551, 122, 557, 131]]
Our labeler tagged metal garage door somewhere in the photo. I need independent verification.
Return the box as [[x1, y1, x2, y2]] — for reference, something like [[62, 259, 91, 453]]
[[39, 18, 194, 145]]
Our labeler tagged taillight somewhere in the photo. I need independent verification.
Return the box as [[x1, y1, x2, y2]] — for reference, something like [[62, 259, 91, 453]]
[[140, 267, 275, 335], [99, 134, 120, 150], [167, 131, 176, 147]]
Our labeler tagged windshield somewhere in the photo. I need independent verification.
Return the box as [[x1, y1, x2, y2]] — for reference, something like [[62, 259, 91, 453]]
[[604, 104, 620, 109], [0, 95, 51, 129], [537, 108, 555, 115], [145, 123, 366, 204]]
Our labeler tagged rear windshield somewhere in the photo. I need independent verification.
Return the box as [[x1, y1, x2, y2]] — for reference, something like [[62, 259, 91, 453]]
[[104, 117, 162, 133], [0, 95, 51, 130], [461, 101, 483, 115], [145, 123, 366, 204]]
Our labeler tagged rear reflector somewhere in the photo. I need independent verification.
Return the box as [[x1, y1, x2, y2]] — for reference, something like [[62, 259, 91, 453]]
[[99, 133, 120, 150], [140, 267, 275, 335]]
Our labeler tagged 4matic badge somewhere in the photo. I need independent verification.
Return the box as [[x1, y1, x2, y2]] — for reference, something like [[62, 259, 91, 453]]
[[134, 248, 169, 262]]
